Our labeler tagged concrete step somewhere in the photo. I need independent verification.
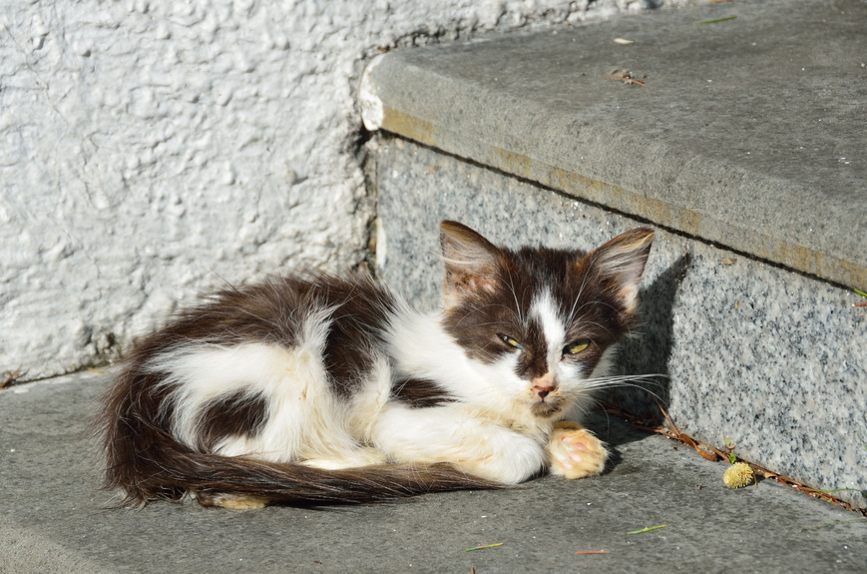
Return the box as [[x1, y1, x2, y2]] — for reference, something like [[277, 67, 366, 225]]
[[2, 372, 866, 573], [362, 0, 867, 509], [361, 0, 867, 289]]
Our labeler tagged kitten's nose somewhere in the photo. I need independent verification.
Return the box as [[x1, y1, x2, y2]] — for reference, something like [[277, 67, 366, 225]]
[[532, 375, 556, 399]]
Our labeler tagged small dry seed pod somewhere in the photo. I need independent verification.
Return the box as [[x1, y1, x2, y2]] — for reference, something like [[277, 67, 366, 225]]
[[723, 462, 755, 488]]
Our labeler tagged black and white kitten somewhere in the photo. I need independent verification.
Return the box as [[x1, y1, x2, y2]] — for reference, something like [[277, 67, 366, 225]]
[[98, 221, 653, 508]]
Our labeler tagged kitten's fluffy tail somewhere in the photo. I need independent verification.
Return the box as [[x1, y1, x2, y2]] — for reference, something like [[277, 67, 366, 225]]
[[106, 444, 505, 507], [96, 369, 505, 508]]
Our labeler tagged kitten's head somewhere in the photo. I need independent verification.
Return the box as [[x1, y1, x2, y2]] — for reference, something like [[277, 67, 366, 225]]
[[439, 221, 654, 421]]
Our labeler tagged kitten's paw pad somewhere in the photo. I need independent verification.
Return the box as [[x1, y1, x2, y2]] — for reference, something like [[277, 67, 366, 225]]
[[198, 494, 268, 510], [546, 423, 608, 479]]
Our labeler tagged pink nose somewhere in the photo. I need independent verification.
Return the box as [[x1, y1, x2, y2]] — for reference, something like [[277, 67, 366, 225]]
[[532, 378, 556, 399]]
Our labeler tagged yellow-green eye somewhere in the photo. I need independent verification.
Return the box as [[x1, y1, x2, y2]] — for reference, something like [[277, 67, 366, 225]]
[[564, 339, 590, 356], [499, 334, 522, 350]]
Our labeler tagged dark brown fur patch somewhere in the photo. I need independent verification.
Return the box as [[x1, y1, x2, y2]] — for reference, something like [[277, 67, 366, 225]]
[[391, 377, 455, 408], [315, 278, 396, 398], [120, 274, 395, 400], [515, 315, 548, 380], [196, 390, 268, 452]]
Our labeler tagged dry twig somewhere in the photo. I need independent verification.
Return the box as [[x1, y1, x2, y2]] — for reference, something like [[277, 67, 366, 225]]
[[464, 543, 503, 552], [627, 525, 666, 534], [1, 366, 27, 389], [599, 399, 867, 517], [605, 69, 648, 88]]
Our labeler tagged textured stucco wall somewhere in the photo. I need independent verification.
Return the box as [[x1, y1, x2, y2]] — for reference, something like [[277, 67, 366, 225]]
[[1, 0, 666, 381]]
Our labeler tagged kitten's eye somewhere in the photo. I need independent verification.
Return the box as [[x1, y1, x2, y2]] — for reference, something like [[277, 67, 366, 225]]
[[499, 334, 523, 350], [563, 339, 591, 356]]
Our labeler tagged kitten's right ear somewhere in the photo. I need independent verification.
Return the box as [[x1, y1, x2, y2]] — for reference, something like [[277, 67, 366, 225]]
[[440, 221, 504, 310], [584, 227, 655, 316]]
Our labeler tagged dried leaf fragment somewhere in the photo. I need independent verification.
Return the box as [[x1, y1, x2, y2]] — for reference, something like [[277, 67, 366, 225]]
[[1, 366, 27, 390], [695, 443, 719, 461], [604, 69, 648, 87]]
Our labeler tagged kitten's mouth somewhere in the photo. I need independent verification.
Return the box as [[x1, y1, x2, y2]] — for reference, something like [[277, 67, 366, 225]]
[[531, 398, 564, 418]]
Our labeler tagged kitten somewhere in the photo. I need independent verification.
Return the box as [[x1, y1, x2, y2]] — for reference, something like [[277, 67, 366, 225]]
[[97, 221, 653, 509]]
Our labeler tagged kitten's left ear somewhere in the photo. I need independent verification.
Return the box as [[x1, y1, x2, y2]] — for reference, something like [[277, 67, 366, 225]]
[[440, 221, 505, 310], [584, 228, 655, 314]]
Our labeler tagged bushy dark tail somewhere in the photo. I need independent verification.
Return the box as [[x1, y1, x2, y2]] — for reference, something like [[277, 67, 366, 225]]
[[110, 444, 506, 507], [96, 367, 506, 508]]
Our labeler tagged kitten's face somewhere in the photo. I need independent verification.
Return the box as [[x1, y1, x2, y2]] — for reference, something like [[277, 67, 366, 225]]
[[442, 247, 626, 419], [439, 223, 653, 420]]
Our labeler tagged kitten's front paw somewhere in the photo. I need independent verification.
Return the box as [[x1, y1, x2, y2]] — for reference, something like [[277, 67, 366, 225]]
[[546, 421, 608, 479]]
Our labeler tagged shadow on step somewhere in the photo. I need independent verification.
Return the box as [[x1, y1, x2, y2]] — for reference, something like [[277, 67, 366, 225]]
[[587, 253, 691, 466]]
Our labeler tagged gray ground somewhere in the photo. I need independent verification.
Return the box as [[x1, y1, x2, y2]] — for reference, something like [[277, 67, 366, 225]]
[[2, 372, 865, 573]]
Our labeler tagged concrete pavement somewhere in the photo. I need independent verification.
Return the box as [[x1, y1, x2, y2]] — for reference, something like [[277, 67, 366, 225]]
[[2, 372, 865, 573]]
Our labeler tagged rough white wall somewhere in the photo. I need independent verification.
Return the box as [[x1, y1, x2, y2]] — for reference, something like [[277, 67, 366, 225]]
[[1, 0, 675, 381]]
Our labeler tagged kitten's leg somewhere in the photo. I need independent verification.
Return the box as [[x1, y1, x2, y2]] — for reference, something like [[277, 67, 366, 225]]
[[372, 405, 547, 484], [545, 420, 608, 479]]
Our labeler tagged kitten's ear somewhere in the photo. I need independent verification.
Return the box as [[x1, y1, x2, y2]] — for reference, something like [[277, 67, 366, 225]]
[[440, 221, 505, 310], [584, 228, 654, 315]]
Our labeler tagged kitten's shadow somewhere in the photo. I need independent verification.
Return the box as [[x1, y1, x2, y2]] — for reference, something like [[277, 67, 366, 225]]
[[589, 253, 691, 468], [583, 411, 651, 475]]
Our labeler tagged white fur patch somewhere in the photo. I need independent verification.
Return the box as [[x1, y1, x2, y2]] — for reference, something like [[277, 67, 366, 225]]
[[146, 310, 368, 466], [347, 353, 394, 443], [529, 289, 566, 374], [387, 305, 530, 423]]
